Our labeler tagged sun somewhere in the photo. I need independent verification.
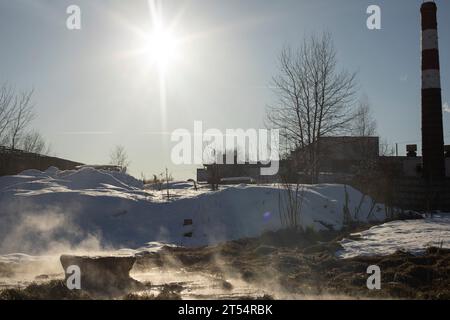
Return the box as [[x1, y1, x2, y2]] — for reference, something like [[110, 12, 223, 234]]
[[146, 25, 178, 71]]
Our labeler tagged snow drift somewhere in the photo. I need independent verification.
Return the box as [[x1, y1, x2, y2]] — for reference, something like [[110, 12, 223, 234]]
[[338, 215, 450, 258], [0, 167, 387, 254]]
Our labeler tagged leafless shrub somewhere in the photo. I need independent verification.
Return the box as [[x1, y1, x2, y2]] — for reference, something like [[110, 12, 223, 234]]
[[109, 145, 130, 173], [278, 176, 305, 230]]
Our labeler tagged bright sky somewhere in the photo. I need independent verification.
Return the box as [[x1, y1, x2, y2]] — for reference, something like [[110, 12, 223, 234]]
[[0, 0, 449, 179]]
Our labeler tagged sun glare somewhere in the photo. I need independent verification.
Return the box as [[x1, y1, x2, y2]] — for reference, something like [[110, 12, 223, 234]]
[[113, 0, 188, 127], [146, 26, 178, 71]]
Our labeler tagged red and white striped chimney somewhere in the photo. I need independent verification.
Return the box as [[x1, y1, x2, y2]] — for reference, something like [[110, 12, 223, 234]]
[[421, 1, 445, 181]]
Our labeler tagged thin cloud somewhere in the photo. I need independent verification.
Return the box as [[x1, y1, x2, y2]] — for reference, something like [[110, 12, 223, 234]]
[[60, 131, 114, 135]]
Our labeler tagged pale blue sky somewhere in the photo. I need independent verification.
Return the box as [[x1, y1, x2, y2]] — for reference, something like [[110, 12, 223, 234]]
[[0, 0, 449, 179]]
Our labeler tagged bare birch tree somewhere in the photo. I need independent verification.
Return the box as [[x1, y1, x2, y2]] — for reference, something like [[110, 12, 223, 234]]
[[266, 32, 358, 182]]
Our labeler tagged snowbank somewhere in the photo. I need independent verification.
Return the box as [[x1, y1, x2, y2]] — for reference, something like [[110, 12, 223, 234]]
[[337, 215, 450, 258], [0, 167, 387, 254]]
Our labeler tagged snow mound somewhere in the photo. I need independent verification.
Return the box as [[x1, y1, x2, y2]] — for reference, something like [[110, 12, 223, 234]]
[[337, 215, 450, 258], [0, 167, 387, 254], [57, 167, 142, 190]]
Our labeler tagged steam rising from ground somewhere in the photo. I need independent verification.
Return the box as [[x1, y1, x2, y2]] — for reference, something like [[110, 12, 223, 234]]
[[0, 204, 104, 255], [130, 249, 355, 300], [0, 202, 110, 286]]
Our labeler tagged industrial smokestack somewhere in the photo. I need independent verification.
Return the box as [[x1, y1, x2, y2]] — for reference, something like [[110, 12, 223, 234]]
[[421, 1, 445, 181]]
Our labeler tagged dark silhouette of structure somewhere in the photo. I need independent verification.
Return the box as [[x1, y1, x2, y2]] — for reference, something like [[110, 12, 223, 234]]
[[0, 147, 83, 176], [421, 1, 445, 181]]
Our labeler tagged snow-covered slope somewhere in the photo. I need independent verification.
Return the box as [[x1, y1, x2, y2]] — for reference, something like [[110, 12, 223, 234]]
[[0, 167, 386, 254]]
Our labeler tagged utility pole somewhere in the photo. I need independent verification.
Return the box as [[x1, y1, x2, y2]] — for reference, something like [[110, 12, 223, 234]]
[[166, 168, 170, 200]]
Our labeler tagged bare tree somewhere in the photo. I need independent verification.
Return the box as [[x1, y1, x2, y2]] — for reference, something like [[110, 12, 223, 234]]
[[20, 130, 50, 155], [0, 85, 35, 149], [349, 96, 378, 170], [352, 95, 377, 137], [8, 90, 35, 150], [266, 32, 358, 183], [0, 85, 15, 145], [109, 145, 130, 173], [379, 139, 395, 156]]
